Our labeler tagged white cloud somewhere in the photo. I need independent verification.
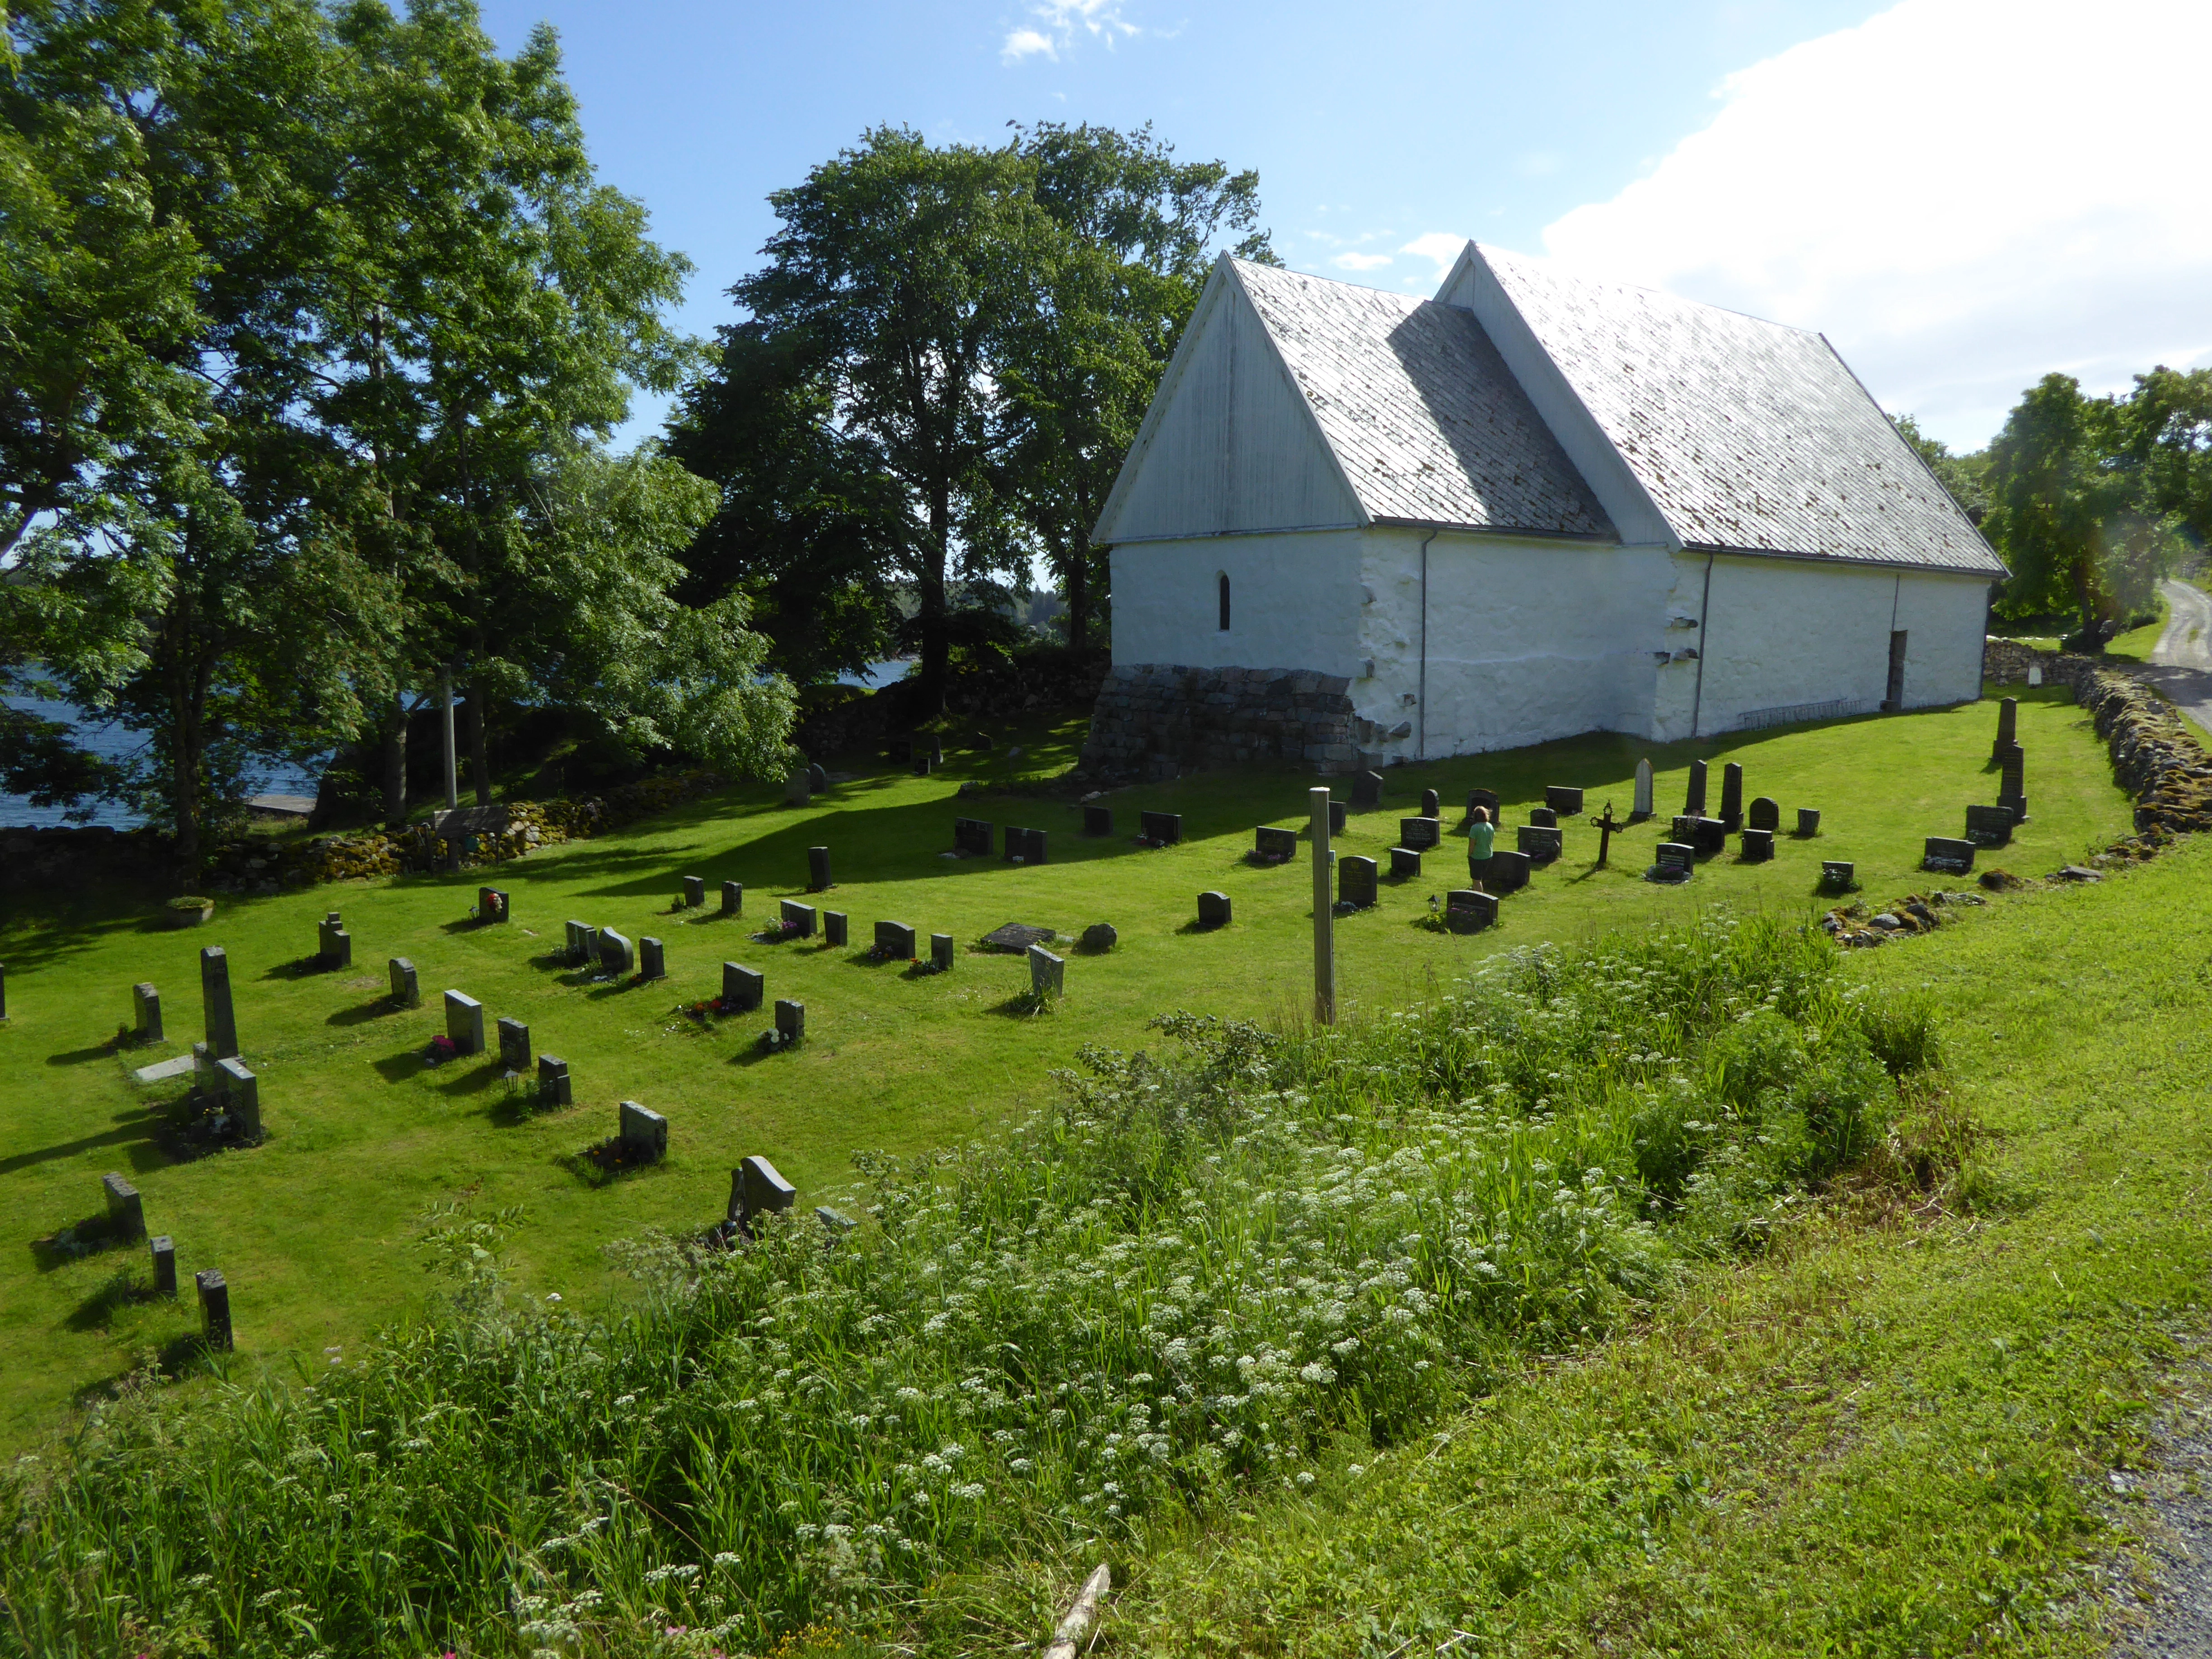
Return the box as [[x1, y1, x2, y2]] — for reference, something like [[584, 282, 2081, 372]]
[[1399, 232, 1471, 276], [1539, 0, 2212, 450], [1330, 251, 1393, 272], [1001, 0, 1142, 65]]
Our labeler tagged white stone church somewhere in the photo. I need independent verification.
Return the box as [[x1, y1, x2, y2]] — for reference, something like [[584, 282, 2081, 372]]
[[1081, 242, 2005, 774]]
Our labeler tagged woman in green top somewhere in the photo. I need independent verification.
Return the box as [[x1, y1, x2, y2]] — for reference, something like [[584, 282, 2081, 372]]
[[1467, 806, 1495, 889]]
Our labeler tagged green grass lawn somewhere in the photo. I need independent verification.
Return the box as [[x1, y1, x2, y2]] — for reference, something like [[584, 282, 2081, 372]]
[[2104, 593, 2173, 663], [1098, 823, 2212, 1659], [0, 689, 2133, 1451]]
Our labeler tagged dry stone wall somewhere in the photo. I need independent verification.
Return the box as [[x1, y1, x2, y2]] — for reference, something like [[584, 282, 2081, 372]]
[[1078, 664, 1359, 780]]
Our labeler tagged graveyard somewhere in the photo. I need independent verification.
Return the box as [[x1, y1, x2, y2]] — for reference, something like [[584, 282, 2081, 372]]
[[0, 686, 2136, 1447]]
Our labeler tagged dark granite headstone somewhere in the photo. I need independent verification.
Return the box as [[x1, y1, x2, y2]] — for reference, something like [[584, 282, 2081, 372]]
[[318, 911, 352, 969], [598, 928, 636, 976], [1651, 842, 1695, 881], [722, 962, 764, 1011], [1488, 848, 1532, 891], [1747, 797, 1780, 833], [1004, 826, 1048, 864], [1997, 745, 2028, 821], [1689, 817, 1728, 857], [1922, 837, 1977, 873], [1528, 806, 1557, 829], [537, 1054, 572, 1106], [1081, 922, 1118, 951], [133, 982, 163, 1043], [196, 1269, 232, 1350], [444, 991, 484, 1054], [720, 881, 743, 917], [1255, 825, 1298, 859], [821, 911, 847, 948], [563, 919, 589, 962], [913, 754, 932, 777], [1517, 824, 1563, 865], [982, 922, 1054, 953], [1444, 889, 1498, 932], [1820, 861, 1857, 890], [103, 1172, 144, 1240], [774, 999, 807, 1044], [478, 887, 509, 924], [1964, 804, 2015, 847], [684, 875, 706, 909], [497, 1015, 531, 1070], [618, 1101, 667, 1163], [1684, 758, 1707, 818], [1352, 769, 1385, 807], [954, 816, 993, 856], [1421, 787, 1441, 817], [1139, 810, 1182, 845], [875, 920, 917, 959], [1082, 804, 1114, 837], [778, 900, 816, 938], [1719, 763, 1744, 831], [1027, 945, 1065, 996], [806, 846, 832, 891], [216, 1057, 259, 1138], [1389, 846, 1422, 879], [1338, 855, 1378, 908], [1400, 816, 1442, 850], [1464, 788, 1501, 825], [200, 946, 238, 1060], [808, 762, 828, 794], [150, 1234, 177, 1298], [639, 937, 666, 979], [1739, 828, 1775, 862], [1993, 696, 2018, 760], [1796, 809, 1822, 837], [1330, 798, 1347, 834], [1545, 785, 1584, 815], [388, 957, 418, 1007]]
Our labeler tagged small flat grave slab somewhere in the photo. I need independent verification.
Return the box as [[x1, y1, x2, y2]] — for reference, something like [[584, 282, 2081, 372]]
[[132, 1054, 197, 1086], [982, 922, 1054, 953], [1399, 816, 1441, 851], [1545, 785, 1584, 815]]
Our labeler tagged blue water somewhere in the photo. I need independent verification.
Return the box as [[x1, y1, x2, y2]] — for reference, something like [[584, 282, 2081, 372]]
[[0, 695, 322, 830], [838, 658, 912, 688]]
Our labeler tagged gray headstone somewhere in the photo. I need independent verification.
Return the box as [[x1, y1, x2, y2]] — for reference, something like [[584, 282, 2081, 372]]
[[1632, 759, 1654, 820], [779, 900, 816, 938], [444, 990, 484, 1055], [930, 932, 955, 970], [1389, 846, 1422, 879], [639, 937, 666, 980], [1488, 848, 1533, 892], [1516, 824, 1563, 864], [1082, 804, 1113, 837], [195, 1268, 232, 1350], [536, 1054, 572, 1106], [133, 982, 163, 1043], [597, 928, 635, 977], [618, 1100, 667, 1163], [1719, 763, 1744, 830], [1820, 860, 1857, 889], [1545, 785, 1584, 815], [785, 771, 811, 806], [808, 762, 828, 794], [1684, 759, 1708, 817], [822, 911, 847, 948], [1739, 827, 1775, 862], [564, 920, 591, 963], [317, 912, 352, 969], [388, 957, 419, 1006], [722, 962, 764, 1011], [1399, 816, 1441, 851], [1747, 797, 1780, 833], [216, 1057, 259, 1138], [103, 1172, 144, 1240], [200, 946, 238, 1060], [497, 1016, 531, 1070], [1337, 854, 1378, 908], [773, 998, 806, 1043], [1139, 810, 1182, 845], [806, 845, 832, 890], [730, 1153, 797, 1229], [1330, 798, 1347, 834], [150, 1234, 177, 1298], [1444, 889, 1499, 932], [1796, 808, 1822, 837], [1527, 806, 1557, 829], [874, 920, 917, 959], [1255, 825, 1298, 860], [684, 875, 706, 909], [1197, 890, 1232, 927], [816, 1205, 856, 1233], [720, 881, 743, 917], [1027, 944, 1065, 997]]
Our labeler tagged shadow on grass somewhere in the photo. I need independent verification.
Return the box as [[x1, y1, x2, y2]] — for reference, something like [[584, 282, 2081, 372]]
[[373, 1048, 426, 1083], [1174, 919, 1230, 936], [64, 1264, 166, 1331], [327, 998, 403, 1027], [71, 1331, 220, 1409], [44, 1044, 117, 1067], [29, 1212, 139, 1273], [555, 1140, 667, 1189], [259, 956, 335, 982], [1, 1113, 163, 1178], [433, 1059, 510, 1097]]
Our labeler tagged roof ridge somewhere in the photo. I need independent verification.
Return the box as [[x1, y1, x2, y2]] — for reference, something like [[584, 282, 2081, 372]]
[[1472, 242, 1832, 343]]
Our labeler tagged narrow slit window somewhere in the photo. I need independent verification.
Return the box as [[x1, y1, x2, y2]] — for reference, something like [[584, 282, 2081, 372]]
[[1218, 572, 1231, 632]]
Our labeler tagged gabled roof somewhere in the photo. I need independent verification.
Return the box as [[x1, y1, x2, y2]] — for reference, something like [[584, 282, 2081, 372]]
[[1465, 245, 2005, 576], [1228, 260, 1614, 539]]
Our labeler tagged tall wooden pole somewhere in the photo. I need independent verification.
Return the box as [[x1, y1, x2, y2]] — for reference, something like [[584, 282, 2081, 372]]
[[1310, 786, 1336, 1025]]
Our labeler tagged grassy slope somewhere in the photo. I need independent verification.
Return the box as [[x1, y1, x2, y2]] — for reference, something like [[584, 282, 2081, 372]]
[[0, 690, 2131, 1450], [1093, 834, 2212, 1658]]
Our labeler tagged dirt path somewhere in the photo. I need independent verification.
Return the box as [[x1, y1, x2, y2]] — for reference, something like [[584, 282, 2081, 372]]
[[2132, 579, 2212, 737], [2109, 1344, 2212, 1655]]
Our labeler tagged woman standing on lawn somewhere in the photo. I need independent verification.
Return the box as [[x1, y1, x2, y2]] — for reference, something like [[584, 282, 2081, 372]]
[[1467, 806, 1494, 890]]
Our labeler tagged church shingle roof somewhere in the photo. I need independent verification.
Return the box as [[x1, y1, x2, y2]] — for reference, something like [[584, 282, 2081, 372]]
[[1474, 246, 2005, 575], [1229, 260, 1615, 539]]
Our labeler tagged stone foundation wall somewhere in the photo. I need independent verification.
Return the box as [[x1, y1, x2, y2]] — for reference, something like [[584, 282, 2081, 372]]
[[1079, 663, 1359, 780]]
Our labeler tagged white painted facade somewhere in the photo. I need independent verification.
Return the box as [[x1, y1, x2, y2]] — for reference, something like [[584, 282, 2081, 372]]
[[1094, 248, 2006, 765]]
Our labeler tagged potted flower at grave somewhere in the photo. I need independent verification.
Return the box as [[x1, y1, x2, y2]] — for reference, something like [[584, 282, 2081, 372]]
[[424, 1033, 458, 1067], [164, 895, 216, 929]]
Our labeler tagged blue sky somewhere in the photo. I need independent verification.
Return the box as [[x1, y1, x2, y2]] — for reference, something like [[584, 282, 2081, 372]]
[[477, 0, 2211, 453]]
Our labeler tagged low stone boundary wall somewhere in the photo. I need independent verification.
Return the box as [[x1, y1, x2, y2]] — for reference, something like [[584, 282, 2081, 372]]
[[2076, 670, 2212, 834], [1078, 663, 1359, 780], [1982, 637, 2100, 692]]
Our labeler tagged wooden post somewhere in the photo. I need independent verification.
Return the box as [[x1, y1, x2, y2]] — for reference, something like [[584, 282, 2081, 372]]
[[1044, 1564, 1112, 1659], [1310, 787, 1336, 1025]]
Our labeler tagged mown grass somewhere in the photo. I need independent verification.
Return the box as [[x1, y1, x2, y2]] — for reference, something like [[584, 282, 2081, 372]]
[[0, 909, 1948, 1658], [1080, 833, 2212, 1658], [0, 693, 2131, 1453]]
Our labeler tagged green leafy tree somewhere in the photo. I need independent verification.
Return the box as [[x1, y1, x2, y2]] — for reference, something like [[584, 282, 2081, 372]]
[[1891, 413, 1989, 525], [2114, 366, 2212, 558]]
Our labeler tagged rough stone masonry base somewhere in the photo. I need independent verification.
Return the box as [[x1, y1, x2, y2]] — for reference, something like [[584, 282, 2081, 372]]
[[1081, 663, 1358, 779]]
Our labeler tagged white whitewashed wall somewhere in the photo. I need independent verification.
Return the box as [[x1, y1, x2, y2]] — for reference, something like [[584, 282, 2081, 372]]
[[1109, 529, 1366, 676]]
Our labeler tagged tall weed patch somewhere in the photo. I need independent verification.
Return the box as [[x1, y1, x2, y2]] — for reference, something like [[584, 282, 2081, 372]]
[[0, 916, 1937, 1658]]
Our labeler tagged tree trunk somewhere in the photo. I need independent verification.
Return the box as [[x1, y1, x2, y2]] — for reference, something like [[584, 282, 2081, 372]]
[[918, 487, 951, 716], [468, 683, 490, 806], [381, 691, 408, 828], [1063, 532, 1089, 652], [169, 670, 200, 873]]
